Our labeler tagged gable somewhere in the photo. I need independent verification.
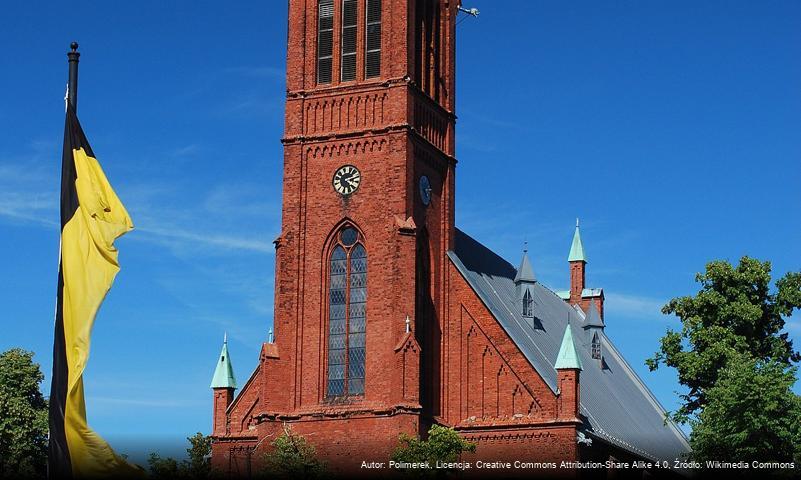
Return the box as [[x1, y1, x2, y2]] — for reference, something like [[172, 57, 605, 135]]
[[449, 228, 691, 461], [444, 260, 559, 425]]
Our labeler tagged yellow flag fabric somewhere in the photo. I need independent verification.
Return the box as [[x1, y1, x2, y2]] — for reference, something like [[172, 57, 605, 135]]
[[49, 106, 141, 478]]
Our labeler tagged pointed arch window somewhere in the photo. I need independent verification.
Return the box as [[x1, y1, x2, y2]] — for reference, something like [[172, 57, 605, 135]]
[[327, 226, 367, 397], [591, 332, 601, 360], [522, 288, 534, 318]]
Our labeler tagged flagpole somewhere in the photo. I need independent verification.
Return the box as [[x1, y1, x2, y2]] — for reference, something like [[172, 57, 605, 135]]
[[67, 42, 79, 111]]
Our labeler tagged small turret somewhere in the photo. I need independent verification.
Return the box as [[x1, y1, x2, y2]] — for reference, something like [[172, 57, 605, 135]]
[[555, 323, 582, 422], [583, 300, 604, 330], [568, 219, 586, 306], [211, 334, 237, 436], [515, 246, 537, 320]]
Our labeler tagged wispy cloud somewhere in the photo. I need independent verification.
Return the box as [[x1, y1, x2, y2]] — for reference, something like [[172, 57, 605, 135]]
[[135, 224, 274, 253], [0, 154, 59, 227], [88, 396, 200, 408], [223, 65, 285, 80], [605, 292, 671, 320]]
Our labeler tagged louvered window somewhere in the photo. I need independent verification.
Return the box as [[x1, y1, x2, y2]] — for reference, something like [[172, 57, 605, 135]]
[[341, 0, 358, 81], [327, 227, 367, 397], [365, 0, 382, 78], [317, 0, 334, 84], [522, 288, 534, 317], [591, 332, 601, 360]]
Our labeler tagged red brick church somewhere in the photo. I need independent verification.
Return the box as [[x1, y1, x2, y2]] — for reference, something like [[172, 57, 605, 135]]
[[209, 0, 689, 476]]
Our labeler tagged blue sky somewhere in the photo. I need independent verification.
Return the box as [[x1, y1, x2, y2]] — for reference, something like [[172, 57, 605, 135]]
[[1, 0, 799, 462]]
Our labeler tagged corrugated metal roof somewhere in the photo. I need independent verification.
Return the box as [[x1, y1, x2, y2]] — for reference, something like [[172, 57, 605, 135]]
[[450, 229, 690, 461]]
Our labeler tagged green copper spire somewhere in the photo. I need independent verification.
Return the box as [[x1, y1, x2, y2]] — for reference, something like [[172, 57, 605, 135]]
[[555, 324, 583, 370], [210, 333, 237, 389], [568, 218, 586, 262]]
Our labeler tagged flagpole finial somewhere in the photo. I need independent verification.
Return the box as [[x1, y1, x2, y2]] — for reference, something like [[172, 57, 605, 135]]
[[67, 42, 80, 112]]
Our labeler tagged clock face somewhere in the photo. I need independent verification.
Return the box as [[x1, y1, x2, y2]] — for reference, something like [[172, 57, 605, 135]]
[[333, 165, 362, 196], [419, 175, 432, 206]]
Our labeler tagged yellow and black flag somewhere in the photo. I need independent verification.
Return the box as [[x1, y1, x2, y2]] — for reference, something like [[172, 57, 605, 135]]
[[48, 104, 140, 478]]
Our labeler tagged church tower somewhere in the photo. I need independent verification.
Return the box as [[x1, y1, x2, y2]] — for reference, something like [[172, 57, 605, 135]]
[[257, 0, 459, 465]]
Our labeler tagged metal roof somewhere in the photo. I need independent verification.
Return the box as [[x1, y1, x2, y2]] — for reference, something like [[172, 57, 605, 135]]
[[449, 229, 690, 461], [210, 333, 237, 389]]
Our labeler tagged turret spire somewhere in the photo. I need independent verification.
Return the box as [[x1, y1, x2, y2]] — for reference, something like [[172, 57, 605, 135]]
[[568, 219, 586, 262], [555, 323, 583, 370], [210, 333, 237, 389], [514, 249, 536, 284], [583, 300, 604, 329]]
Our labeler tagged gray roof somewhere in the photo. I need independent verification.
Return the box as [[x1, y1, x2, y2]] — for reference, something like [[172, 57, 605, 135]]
[[450, 229, 690, 461]]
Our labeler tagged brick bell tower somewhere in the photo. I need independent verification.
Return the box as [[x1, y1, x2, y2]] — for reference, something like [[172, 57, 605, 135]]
[[258, 0, 459, 469]]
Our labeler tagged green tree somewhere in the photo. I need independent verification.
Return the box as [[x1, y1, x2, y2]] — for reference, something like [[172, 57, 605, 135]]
[[148, 432, 212, 479], [391, 425, 476, 477], [261, 427, 325, 479], [647, 257, 800, 423], [0, 348, 49, 478], [647, 257, 801, 463], [690, 357, 801, 463]]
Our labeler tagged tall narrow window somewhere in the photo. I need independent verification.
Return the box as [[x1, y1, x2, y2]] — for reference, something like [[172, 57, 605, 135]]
[[365, 0, 382, 78], [591, 332, 601, 360], [317, 0, 334, 84], [327, 227, 367, 397], [341, 0, 358, 81], [522, 288, 533, 317]]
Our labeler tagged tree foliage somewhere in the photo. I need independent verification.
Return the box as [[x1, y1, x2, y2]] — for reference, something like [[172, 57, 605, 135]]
[[148, 432, 212, 479], [647, 257, 800, 423], [0, 348, 48, 478], [261, 426, 325, 479], [689, 357, 801, 463], [647, 257, 801, 462], [391, 425, 476, 477]]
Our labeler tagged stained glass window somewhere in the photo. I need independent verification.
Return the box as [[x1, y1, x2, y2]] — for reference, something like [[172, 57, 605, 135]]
[[327, 228, 367, 397]]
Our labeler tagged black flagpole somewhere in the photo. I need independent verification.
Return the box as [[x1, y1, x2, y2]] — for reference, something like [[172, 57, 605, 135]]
[[67, 42, 79, 111]]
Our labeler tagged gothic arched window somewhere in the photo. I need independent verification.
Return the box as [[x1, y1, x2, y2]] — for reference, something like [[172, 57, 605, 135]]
[[327, 226, 367, 397], [522, 288, 534, 318], [591, 332, 601, 360]]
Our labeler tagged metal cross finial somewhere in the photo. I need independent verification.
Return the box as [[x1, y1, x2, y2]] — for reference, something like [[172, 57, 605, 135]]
[[405, 315, 411, 333]]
